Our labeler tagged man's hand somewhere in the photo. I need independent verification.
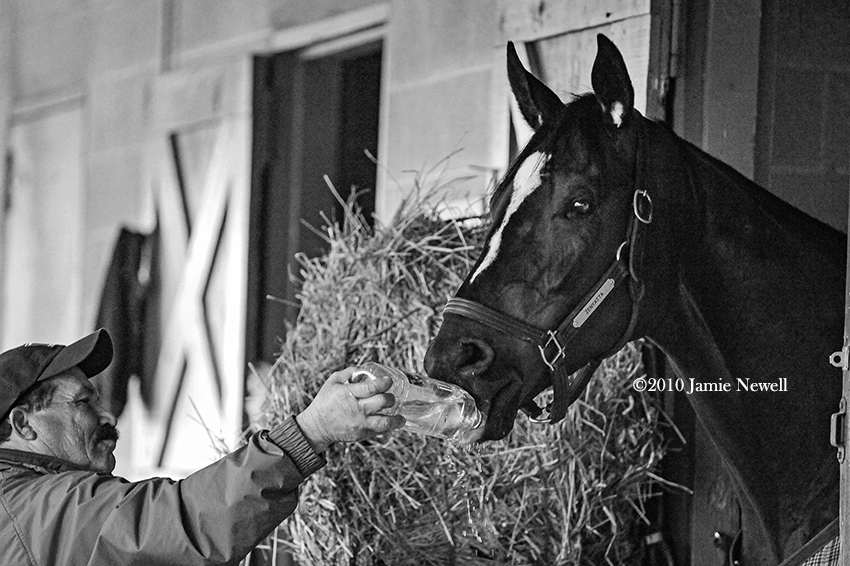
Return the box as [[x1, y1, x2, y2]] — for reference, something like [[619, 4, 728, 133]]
[[295, 367, 405, 454]]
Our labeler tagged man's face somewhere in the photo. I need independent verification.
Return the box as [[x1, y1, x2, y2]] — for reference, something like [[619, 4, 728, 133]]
[[27, 369, 119, 473]]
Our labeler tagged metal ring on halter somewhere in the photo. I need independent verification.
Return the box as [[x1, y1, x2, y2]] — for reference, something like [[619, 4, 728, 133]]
[[633, 188, 653, 224], [526, 411, 552, 424], [615, 241, 628, 261]]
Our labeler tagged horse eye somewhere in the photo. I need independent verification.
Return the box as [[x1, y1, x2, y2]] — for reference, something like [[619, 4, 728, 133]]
[[570, 200, 594, 215]]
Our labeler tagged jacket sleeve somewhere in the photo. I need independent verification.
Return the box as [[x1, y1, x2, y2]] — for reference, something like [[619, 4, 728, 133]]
[[2, 417, 325, 566]]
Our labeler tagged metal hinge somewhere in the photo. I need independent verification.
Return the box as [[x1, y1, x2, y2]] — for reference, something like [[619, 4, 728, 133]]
[[831, 347, 849, 462], [830, 346, 848, 371], [831, 398, 846, 463]]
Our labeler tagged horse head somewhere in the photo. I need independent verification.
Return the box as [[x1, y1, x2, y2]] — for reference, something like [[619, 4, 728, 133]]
[[426, 32, 845, 566], [425, 35, 662, 441]]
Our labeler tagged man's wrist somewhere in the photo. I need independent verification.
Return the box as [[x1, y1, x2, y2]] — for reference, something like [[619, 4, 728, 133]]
[[267, 416, 326, 477], [295, 412, 331, 454]]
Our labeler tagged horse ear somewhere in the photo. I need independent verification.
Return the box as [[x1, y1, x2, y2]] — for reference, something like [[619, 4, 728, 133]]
[[507, 42, 564, 130], [591, 34, 634, 127]]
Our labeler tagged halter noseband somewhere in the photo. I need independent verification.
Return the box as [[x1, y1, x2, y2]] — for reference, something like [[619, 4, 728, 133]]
[[442, 124, 653, 425]]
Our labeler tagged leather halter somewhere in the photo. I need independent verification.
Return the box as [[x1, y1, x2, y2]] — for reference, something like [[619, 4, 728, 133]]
[[442, 126, 653, 425]]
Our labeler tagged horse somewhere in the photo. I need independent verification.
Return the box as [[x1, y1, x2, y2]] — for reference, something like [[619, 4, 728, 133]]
[[423, 35, 845, 566]]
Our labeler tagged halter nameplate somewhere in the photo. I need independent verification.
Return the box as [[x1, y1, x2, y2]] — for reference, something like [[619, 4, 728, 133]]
[[573, 277, 615, 328]]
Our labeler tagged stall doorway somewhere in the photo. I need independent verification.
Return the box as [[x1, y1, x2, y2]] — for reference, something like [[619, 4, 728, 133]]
[[248, 41, 382, 364]]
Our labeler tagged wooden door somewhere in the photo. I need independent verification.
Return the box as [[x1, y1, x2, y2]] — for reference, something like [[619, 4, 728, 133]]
[[119, 59, 251, 478]]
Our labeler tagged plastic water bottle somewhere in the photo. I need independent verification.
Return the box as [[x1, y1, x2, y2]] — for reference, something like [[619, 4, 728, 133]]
[[351, 362, 486, 444]]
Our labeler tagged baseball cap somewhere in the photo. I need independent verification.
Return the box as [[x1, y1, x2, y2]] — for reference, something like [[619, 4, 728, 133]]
[[0, 329, 113, 419]]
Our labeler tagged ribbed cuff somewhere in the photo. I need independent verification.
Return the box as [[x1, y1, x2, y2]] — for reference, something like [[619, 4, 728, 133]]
[[267, 416, 326, 477]]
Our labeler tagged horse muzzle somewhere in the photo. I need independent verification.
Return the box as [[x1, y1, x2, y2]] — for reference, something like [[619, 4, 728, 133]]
[[424, 332, 538, 441]]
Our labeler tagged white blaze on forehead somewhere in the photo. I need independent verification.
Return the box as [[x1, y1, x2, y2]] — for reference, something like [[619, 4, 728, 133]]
[[471, 151, 547, 282], [610, 101, 625, 127]]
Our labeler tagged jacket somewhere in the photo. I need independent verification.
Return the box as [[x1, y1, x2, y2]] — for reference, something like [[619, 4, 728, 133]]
[[0, 417, 324, 566], [94, 225, 161, 418]]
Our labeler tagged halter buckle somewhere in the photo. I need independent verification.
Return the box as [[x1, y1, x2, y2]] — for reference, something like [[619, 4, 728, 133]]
[[525, 408, 552, 424], [538, 330, 566, 372]]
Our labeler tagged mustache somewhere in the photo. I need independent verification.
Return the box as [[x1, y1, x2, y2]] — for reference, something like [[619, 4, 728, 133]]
[[93, 424, 120, 443]]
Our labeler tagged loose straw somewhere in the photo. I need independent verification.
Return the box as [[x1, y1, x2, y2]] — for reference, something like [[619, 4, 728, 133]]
[[251, 178, 678, 566]]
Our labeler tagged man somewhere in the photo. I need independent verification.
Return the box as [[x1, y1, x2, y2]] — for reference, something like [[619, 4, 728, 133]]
[[0, 328, 403, 565]]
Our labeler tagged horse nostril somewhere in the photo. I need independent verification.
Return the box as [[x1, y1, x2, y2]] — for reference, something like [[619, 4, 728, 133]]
[[458, 338, 494, 378]]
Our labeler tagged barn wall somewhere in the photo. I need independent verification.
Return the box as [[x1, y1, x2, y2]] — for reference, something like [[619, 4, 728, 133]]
[[0, 0, 659, 480], [0, 0, 15, 347], [269, 0, 382, 30], [375, 0, 654, 220], [0, 1, 375, 479], [700, 0, 762, 180], [2, 1, 93, 346], [755, 0, 850, 231], [375, 0, 506, 219], [0, 0, 656, 346]]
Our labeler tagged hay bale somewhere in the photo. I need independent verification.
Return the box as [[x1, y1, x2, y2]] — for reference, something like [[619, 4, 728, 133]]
[[255, 190, 671, 566]]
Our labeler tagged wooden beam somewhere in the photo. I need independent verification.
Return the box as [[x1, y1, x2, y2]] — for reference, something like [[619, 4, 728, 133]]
[[498, 0, 650, 42], [267, 3, 389, 53]]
